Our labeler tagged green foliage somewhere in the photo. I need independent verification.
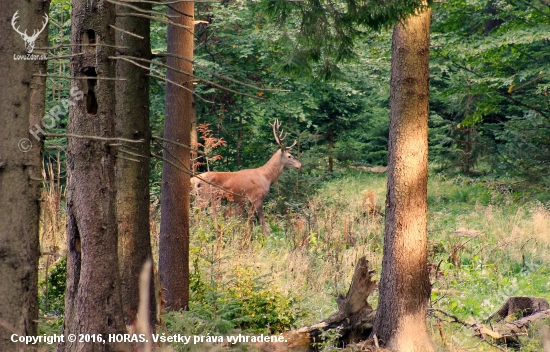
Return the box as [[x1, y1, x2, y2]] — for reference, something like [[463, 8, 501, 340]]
[[39, 257, 67, 316], [175, 260, 300, 335], [430, 0, 550, 177]]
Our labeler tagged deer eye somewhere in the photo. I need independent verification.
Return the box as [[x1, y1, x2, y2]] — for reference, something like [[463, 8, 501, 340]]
[[288, 155, 292, 158]]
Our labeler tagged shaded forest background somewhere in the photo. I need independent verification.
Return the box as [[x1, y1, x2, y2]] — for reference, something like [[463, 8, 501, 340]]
[[32, 0, 550, 350]]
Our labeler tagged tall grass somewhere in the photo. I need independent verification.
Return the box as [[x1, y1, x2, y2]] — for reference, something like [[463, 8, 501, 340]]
[[37, 165, 550, 351]]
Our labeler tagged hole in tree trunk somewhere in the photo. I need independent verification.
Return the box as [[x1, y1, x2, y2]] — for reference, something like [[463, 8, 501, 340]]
[[82, 67, 98, 115]]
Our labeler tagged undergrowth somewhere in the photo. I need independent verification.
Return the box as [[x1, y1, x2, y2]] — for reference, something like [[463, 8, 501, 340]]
[[37, 167, 550, 351]]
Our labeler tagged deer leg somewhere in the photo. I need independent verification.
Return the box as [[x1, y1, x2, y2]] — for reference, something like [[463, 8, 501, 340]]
[[254, 202, 267, 235]]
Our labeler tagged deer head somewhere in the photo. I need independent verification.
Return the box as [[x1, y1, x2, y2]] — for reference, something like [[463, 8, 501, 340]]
[[270, 119, 301, 169], [11, 11, 49, 54]]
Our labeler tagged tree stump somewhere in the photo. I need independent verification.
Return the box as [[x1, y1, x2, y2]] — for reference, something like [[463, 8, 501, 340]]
[[257, 257, 377, 351]]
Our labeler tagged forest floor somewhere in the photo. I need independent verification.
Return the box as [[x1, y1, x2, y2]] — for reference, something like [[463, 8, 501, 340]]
[[38, 168, 550, 351]]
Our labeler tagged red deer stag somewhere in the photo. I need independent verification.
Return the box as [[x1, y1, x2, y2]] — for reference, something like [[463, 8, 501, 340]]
[[191, 119, 302, 234]]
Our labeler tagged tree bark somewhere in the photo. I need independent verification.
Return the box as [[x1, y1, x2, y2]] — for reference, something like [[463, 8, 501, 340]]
[[0, 1, 50, 350], [372, 5, 436, 352], [58, 1, 127, 350], [114, 2, 156, 328], [159, 1, 194, 311]]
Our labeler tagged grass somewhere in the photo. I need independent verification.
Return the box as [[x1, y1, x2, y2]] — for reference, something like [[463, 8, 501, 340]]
[[37, 167, 550, 351]]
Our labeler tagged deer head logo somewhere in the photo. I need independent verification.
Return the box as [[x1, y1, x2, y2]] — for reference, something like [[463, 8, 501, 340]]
[[11, 11, 49, 54]]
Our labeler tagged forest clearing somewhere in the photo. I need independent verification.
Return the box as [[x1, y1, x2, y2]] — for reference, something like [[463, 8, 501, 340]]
[[38, 169, 550, 351], [1, 0, 549, 351]]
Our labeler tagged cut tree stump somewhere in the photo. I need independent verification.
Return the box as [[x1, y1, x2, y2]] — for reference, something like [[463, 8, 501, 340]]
[[487, 296, 549, 323], [479, 297, 550, 347], [257, 257, 377, 352]]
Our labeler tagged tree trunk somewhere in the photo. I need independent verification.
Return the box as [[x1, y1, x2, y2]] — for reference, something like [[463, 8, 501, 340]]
[[372, 5, 436, 352], [58, 1, 127, 350], [159, 2, 194, 311], [114, 2, 156, 328], [0, 1, 50, 350]]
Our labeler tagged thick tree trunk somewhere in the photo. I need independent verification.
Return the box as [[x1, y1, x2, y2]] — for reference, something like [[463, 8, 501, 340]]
[[0, 1, 50, 350], [159, 2, 194, 311], [372, 6, 435, 352], [114, 3, 156, 328], [57, 1, 127, 351]]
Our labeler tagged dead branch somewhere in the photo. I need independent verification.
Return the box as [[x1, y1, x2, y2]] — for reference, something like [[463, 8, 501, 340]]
[[257, 257, 377, 351], [36, 43, 129, 50], [116, 12, 190, 30], [33, 74, 126, 81], [107, 0, 174, 17], [43, 133, 144, 144], [118, 148, 149, 160], [152, 135, 206, 156], [46, 53, 85, 60], [109, 25, 144, 39], [113, 55, 266, 100], [117, 154, 142, 163], [147, 73, 213, 103], [154, 52, 290, 92], [429, 308, 473, 328]]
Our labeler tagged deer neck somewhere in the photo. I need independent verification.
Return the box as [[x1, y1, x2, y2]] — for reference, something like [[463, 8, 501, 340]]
[[258, 150, 285, 185]]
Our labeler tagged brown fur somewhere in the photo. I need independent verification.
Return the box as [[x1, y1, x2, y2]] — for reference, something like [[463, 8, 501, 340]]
[[191, 149, 302, 234]]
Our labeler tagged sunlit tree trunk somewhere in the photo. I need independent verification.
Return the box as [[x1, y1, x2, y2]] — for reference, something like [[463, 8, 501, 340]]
[[372, 5, 436, 352], [115, 2, 156, 328], [159, 1, 194, 311], [0, 1, 50, 350], [58, 0, 127, 350]]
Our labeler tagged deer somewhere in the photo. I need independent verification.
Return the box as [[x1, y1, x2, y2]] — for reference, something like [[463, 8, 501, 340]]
[[11, 11, 49, 54], [191, 119, 302, 235]]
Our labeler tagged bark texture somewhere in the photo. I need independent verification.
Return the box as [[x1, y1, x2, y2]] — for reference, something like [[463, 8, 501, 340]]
[[257, 258, 377, 351], [371, 6, 436, 352], [159, 2, 194, 311], [57, 1, 127, 351], [0, 1, 50, 350], [114, 3, 156, 328]]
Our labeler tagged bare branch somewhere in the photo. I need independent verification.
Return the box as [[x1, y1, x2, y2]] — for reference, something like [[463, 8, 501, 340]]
[[117, 154, 142, 163], [33, 74, 126, 81], [155, 52, 290, 92], [110, 25, 145, 39], [118, 147, 149, 160], [113, 55, 265, 100], [147, 73, 213, 103], [36, 43, 129, 50], [42, 133, 144, 143], [152, 135, 207, 156], [117, 12, 190, 30], [107, 0, 175, 17], [46, 53, 85, 60]]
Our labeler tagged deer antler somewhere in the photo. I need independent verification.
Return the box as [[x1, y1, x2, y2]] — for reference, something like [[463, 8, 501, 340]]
[[29, 14, 49, 41], [270, 119, 297, 151], [11, 11, 48, 40], [11, 11, 28, 39]]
